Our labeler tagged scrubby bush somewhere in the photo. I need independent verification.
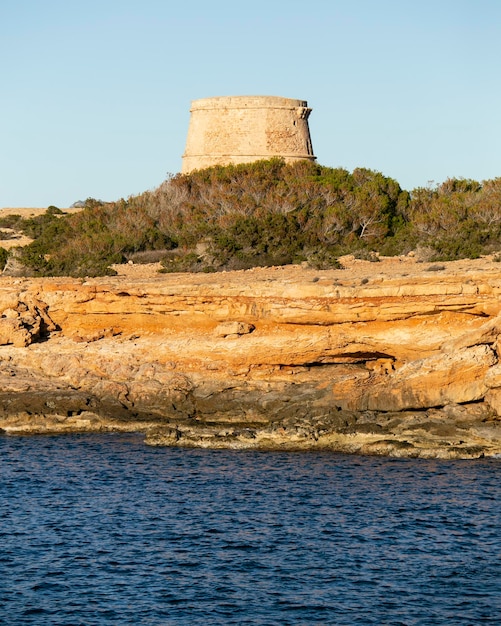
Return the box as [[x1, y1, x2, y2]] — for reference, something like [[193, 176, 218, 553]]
[[0, 247, 8, 271], [11, 161, 501, 276], [0, 214, 24, 230], [403, 178, 501, 260], [353, 250, 380, 262]]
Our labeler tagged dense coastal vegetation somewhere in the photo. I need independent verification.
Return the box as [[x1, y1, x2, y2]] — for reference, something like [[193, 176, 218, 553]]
[[2, 159, 501, 277]]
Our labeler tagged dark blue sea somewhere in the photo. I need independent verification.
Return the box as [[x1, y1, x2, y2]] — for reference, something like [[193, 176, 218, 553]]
[[0, 434, 499, 625]]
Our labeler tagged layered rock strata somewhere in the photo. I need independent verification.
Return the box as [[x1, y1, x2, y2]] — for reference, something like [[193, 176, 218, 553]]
[[1, 258, 501, 458]]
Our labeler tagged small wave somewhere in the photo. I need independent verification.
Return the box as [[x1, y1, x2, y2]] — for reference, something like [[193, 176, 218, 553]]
[[1, 434, 499, 625]]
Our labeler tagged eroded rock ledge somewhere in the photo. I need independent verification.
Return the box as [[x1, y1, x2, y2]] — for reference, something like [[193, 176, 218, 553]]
[[1, 257, 501, 459]]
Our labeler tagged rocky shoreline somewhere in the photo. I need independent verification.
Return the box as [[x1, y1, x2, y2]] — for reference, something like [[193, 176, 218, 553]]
[[1, 257, 501, 459]]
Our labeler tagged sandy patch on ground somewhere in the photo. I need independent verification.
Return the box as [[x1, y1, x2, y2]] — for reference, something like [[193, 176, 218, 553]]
[[110, 253, 501, 283], [0, 207, 80, 218]]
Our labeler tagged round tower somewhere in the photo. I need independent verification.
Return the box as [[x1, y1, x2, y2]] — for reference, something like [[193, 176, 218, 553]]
[[182, 95, 315, 173]]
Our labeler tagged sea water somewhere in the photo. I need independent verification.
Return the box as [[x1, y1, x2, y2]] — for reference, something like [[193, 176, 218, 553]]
[[1, 433, 499, 625]]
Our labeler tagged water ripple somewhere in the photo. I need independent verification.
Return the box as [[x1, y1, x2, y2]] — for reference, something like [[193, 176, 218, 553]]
[[1, 434, 500, 625]]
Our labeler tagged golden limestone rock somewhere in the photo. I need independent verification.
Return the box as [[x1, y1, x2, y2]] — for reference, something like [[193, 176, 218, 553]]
[[0, 256, 500, 458]]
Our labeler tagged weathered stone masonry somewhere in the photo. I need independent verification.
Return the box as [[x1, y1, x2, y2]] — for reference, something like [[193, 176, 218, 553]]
[[182, 95, 316, 173]]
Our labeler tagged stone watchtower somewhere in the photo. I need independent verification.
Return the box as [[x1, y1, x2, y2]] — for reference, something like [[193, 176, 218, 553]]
[[182, 95, 315, 173]]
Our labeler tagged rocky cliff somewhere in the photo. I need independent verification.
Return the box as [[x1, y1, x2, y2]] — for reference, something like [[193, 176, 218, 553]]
[[1, 256, 501, 458]]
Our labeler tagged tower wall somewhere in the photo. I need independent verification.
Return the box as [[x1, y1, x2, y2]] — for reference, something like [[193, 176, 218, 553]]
[[182, 95, 315, 173]]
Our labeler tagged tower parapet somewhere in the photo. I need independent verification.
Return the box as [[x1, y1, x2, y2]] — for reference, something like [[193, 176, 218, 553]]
[[182, 95, 315, 173]]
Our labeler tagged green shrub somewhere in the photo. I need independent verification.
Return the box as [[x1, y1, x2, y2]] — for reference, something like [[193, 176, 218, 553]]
[[160, 252, 208, 273], [0, 214, 24, 230], [305, 248, 342, 269], [0, 247, 8, 271], [47, 205, 64, 215], [353, 250, 380, 262], [12, 159, 501, 277], [429, 222, 489, 261]]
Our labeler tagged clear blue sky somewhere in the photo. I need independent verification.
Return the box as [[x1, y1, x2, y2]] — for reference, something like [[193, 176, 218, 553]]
[[1, 0, 500, 207]]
